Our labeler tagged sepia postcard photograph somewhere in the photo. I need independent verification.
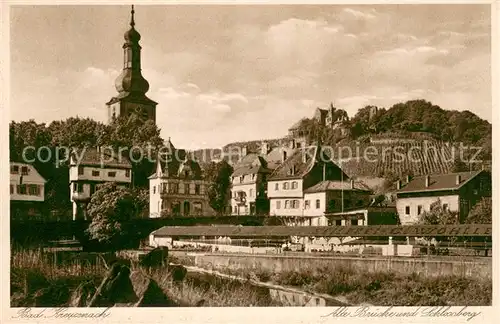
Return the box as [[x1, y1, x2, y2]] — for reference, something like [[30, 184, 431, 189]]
[[1, 0, 497, 323]]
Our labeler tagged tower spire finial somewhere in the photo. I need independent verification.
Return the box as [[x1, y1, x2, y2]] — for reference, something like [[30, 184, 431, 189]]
[[130, 5, 135, 28]]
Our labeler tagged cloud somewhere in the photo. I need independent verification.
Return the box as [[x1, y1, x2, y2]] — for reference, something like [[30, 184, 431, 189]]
[[10, 5, 491, 149], [342, 8, 377, 20], [377, 46, 449, 57]]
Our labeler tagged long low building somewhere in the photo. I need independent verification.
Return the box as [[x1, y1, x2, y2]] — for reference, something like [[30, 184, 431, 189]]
[[150, 224, 491, 239]]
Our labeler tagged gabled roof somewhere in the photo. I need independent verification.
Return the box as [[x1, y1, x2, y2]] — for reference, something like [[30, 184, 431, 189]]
[[70, 147, 132, 168], [395, 170, 484, 194], [265, 146, 296, 170], [304, 180, 371, 193], [10, 162, 47, 183], [232, 165, 270, 177], [231, 153, 266, 177], [149, 152, 202, 180], [231, 146, 297, 177], [268, 145, 320, 181]]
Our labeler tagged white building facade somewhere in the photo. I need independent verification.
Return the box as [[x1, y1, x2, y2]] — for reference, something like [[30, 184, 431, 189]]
[[10, 162, 47, 219], [267, 144, 353, 226], [69, 148, 132, 220], [149, 141, 214, 218]]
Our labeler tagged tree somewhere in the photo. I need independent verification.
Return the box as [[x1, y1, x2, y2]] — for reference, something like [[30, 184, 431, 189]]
[[204, 160, 233, 215], [86, 183, 136, 250], [418, 200, 460, 225], [132, 187, 150, 218], [107, 115, 164, 188], [465, 197, 492, 224], [48, 117, 108, 148]]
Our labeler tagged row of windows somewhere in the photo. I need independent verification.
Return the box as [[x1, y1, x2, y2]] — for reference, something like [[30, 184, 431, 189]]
[[232, 189, 254, 198], [72, 183, 98, 195], [10, 184, 41, 196], [234, 206, 249, 213], [77, 166, 130, 178], [276, 199, 309, 209], [275, 198, 366, 211], [162, 200, 203, 212], [405, 203, 449, 215], [274, 181, 299, 191], [153, 183, 202, 195], [10, 165, 29, 175], [234, 174, 257, 183]]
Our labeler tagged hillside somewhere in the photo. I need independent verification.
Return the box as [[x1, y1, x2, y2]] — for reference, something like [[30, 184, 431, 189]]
[[193, 139, 490, 178], [192, 99, 492, 178]]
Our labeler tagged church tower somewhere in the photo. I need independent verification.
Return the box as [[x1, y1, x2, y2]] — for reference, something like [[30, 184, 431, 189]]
[[106, 5, 157, 123]]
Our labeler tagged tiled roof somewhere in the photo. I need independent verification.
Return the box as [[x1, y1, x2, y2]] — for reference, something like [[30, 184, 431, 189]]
[[265, 146, 296, 170], [231, 153, 266, 177], [304, 180, 372, 193], [269, 144, 340, 181], [231, 147, 296, 177], [395, 170, 483, 194], [268, 146, 317, 180], [149, 155, 202, 180], [149, 140, 204, 179], [151, 224, 491, 238], [71, 147, 132, 168], [232, 165, 269, 177]]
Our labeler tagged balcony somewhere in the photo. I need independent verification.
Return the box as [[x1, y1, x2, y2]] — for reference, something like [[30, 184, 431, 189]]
[[72, 192, 90, 202], [234, 191, 247, 206]]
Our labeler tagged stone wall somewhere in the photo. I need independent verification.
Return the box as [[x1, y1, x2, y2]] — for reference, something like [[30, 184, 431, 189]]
[[190, 253, 491, 280]]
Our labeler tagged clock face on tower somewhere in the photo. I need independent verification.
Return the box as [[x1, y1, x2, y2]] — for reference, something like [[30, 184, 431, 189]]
[[128, 104, 150, 120]]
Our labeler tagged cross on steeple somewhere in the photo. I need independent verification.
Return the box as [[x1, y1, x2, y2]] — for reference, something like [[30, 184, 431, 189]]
[[130, 5, 135, 27]]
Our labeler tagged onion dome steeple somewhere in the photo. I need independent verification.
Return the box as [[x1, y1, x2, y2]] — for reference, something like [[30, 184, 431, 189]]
[[114, 5, 150, 95], [106, 5, 157, 125]]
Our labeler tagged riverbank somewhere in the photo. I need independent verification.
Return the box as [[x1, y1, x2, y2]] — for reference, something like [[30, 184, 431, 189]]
[[171, 252, 492, 306], [10, 249, 281, 307]]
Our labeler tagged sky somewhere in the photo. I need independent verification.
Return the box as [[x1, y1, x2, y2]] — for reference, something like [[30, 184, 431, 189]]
[[10, 4, 491, 149]]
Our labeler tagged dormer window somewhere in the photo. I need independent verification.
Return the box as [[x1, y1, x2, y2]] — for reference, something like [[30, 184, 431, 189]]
[[21, 166, 29, 175], [10, 165, 19, 174]]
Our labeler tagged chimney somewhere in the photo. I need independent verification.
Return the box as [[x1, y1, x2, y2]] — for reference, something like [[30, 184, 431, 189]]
[[282, 150, 288, 162], [350, 179, 354, 189], [302, 149, 308, 163], [241, 146, 247, 157], [456, 174, 461, 185], [425, 175, 430, 188], [406, 175, 412, 183], [290, 139, 296, 149], [396, 180, 402, 190], [261, 142, 270, 155]]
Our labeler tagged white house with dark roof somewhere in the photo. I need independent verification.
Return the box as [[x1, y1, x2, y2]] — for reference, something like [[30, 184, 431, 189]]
[[230, 142, 296, 216], [394, 170, 491, 225], [10, 162, 47, 220], [302, 180, 372, 225], [267, 143, 363, 226], [69, 147, 132, 220], [149, 139, 214, 218]]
